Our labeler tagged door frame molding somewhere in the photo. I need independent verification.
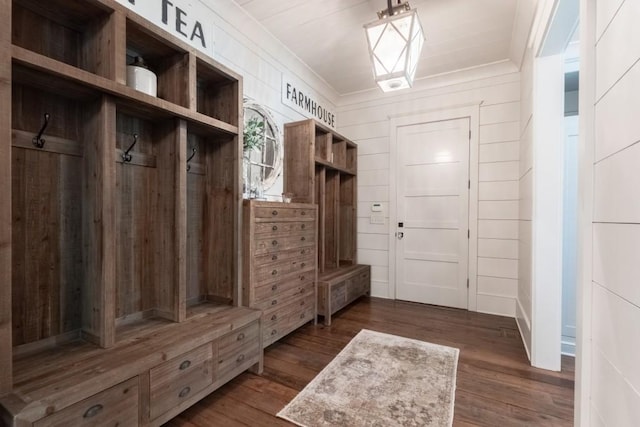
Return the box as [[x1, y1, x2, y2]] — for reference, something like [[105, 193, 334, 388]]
[[388, 104, 480, 311]]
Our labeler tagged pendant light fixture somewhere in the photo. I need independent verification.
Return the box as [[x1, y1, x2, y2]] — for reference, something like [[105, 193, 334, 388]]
[[364, 0, 425, 92]]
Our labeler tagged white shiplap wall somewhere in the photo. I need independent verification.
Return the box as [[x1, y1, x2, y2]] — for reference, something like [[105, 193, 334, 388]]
[[587, 0, 640, 423], [338, 71, 521, 318]]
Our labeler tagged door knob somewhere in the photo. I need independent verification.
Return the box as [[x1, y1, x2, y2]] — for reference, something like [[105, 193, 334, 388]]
[[396, 231, 404, 240]]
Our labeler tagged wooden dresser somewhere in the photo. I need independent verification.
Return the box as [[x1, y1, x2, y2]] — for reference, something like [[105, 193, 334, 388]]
[[242, 200, 318, 348]]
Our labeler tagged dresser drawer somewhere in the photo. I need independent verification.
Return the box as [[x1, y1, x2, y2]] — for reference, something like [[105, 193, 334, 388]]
[[254, 246, 315, 267], [263, 304, 315, 347], [253, 254, 315, 286], [252, 280, 314, 311], [34, 377, 138, 427], [254, 206, 316, 220], [217, 322, 261, 380], [262, 293, 315, 330], [149, 344, 213, 420], [254, 221, 312, 235], [253, 272, 315, 301], [254, 231, 315, 255]]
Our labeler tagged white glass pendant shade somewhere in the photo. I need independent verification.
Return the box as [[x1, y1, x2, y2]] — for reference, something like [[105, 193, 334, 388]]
[[364, 8, 425, 92]]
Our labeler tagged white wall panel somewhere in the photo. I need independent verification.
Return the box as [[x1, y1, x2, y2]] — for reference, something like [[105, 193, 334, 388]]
[[480, 102, 521, 125], [479, 141, 519, 163], [359, 153, 390, 171], [592, 284, 640, 393], [479, 122, 520, 144], [595, 0, 640, 100], [593, 143, 640, 223], [357, 137, 389, 155], [478, 257, 518, 279], [477, 276, 518, 298], [595, 0, 625, 39], [479, 161, 520, 181], [593, 223, 640, 307], [479, 181, 519, 201], [477, 294, 516, 317], [358, 233, 389, 251], [358, 185, 389, 202], [478, 238, 519, 259], [594, 61, 640, 162], [358, 169, 390, 187], [479, 201, 519, 220], [479, 220, 519, 239]]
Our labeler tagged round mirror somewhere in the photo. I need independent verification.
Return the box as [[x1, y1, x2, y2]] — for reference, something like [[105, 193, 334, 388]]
[[242, 101, 282, 198]]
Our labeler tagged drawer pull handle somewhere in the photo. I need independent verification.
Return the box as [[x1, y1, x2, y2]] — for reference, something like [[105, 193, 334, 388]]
[[301, 237, 306, 241], [271, 299, 278, 305], [272, 210, 278, 216], [271, 314, 277, 321], [83, 404, 103, 419], [272, 225, 278, 231], [272, 270, 278, 276], [179, 360, 191, 370], [237, 333, 245, 341], [300, 276, 305, 281], [237, 354, 245, 363], [301, 211, 306, 216], [179, 386, 191, 398], [271, 284, 278, 291], [272, 255, 278, 261], [301, 263, 306, 268], [271, 329, 277, 336], [300, 301, 305, 306], [300, 313, 305, 319], [272, 240, 278, 246], [301, 224, 306, 229]]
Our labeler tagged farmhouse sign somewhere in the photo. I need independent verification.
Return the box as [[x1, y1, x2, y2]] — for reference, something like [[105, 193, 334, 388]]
[[282, 75, 336, 129]]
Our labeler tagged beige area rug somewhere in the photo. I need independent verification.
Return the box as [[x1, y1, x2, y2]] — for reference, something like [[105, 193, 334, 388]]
[[277, 329, 459, 427]]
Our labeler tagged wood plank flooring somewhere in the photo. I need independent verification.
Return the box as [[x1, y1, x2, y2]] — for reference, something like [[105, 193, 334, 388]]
[[165, 297, 575, 426]]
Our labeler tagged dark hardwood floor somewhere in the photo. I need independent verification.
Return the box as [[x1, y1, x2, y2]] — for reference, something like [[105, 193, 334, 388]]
[[165, 297, 575, 426]]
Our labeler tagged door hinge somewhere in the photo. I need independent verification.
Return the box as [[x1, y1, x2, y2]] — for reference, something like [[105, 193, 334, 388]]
[[467, 278, 469, 288], [468, 229, 470, 239], [469, 130, 471, 139], [468, 179, 471, 189]]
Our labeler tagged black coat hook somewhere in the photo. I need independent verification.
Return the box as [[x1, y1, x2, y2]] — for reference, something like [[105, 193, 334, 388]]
[[186, 148, 196, 171], [32, 113, 50, 148], [122, 133, 138, 163]]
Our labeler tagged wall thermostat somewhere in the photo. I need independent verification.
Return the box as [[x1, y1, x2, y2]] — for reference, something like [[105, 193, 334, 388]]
[[371, 203, 382, 212]]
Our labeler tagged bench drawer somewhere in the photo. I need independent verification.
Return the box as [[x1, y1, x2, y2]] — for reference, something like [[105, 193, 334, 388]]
[[34, 377, 139, 427], [149, 344, 213, 420]]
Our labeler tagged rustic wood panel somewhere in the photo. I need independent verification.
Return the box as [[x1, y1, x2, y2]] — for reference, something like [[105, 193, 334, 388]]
[[167, 298, 575, 427], [81, 96, 116, 347], [339, 175, 356, 265], [202, 136, 236, 302], [186, 135, 206, 304], [314, 166, 325, 273], [115, 113, 159, 320], [11, 84, 85, 347], [0, 0, 11, 394], [323, 171, 339, 270], [283, 121, 315, 204]]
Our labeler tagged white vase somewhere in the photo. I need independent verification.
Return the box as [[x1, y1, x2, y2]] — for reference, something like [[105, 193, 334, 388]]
[[126, 58, 157, 97]]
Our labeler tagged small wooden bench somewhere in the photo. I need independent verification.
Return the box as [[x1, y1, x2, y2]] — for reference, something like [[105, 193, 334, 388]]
[[317, 265, 370, 326]]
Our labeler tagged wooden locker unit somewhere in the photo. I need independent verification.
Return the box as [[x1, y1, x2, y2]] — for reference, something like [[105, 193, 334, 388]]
[[283, 119, 370, 326], [0, 0, 261, 425], [242, 200, 318, 348]]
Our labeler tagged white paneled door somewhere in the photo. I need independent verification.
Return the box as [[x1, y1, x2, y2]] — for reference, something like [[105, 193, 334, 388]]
[[395, 118, 470, 309]]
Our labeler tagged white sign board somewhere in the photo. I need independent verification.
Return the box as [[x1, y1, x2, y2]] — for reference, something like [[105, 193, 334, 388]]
[[282, 75, 336, 129], [115, 0, 215, 58]]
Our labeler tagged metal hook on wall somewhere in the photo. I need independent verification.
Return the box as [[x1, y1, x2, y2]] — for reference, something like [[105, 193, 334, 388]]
[[186, 148, 197, 171], [32, 113, 50, 148], [122, 133, 138, 163]]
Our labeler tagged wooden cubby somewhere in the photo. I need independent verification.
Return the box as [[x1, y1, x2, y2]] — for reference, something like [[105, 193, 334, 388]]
[[284, 119, 368, 324], [1, 0, 256, 425]]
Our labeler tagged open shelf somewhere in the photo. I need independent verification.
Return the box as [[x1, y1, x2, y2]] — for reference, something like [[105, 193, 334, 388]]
[[126, 18, 190, 108], [196, 58, 239, 126], [12, 0, 115, 78]]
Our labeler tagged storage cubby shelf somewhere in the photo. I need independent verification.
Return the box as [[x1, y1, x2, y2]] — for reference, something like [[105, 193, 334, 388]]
[[13, 47, 239, 137]]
